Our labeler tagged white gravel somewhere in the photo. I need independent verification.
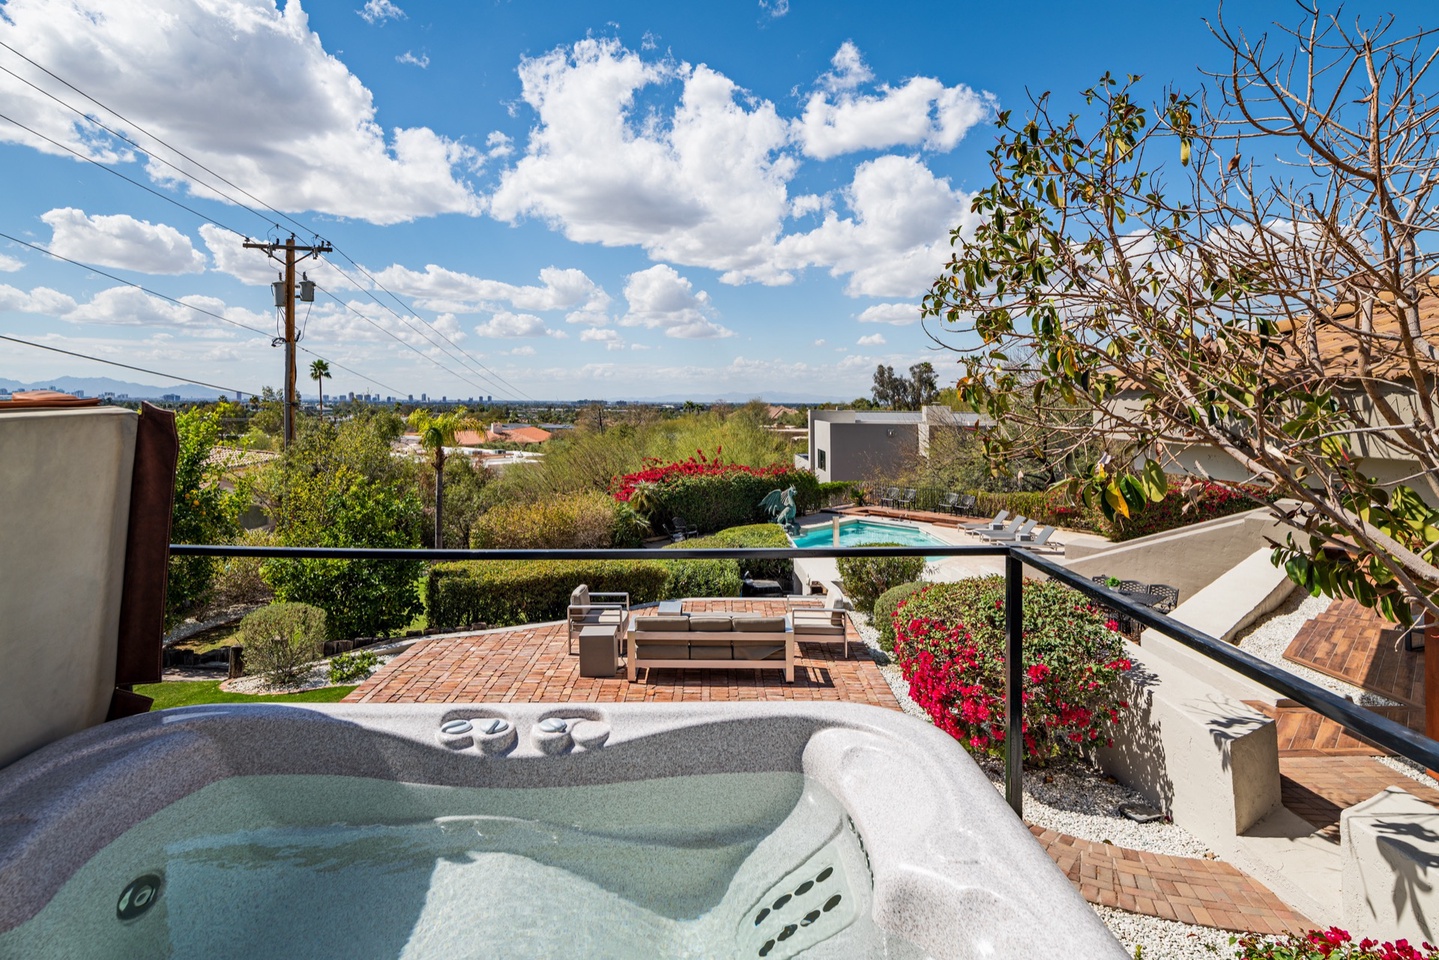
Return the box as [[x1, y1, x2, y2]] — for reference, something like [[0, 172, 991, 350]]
[[223, 654, 392, 695], [1097, 906, 1233, 958]]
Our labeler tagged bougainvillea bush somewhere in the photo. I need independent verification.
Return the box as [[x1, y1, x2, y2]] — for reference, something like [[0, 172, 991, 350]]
[[612, 450, 819, 535], [892, 576, 1131, 763], [1231, 928, 1438, 960]]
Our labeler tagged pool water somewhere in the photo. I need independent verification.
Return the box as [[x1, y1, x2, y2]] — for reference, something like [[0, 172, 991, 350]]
[[0, 772, 927, 960], [790, 520, 949, 553]]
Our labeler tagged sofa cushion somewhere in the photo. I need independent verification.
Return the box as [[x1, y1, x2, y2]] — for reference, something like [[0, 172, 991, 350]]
[[578, 608, 624, 626], [633, 642, 690, 660], [732, 641, 786, 661], [634, 615, 690, 632], [732, 616, 787, 633], [688, 638, 734, 659], [571, 584, 589, 607], [687, 615, 732, 632]]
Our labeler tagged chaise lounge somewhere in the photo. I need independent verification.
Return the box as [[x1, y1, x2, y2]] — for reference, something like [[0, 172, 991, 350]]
[[627, 613, 795, 682]]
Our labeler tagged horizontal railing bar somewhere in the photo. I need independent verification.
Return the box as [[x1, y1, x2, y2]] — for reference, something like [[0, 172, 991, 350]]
[[168, 544, 1010, 561], [1021, 551, 1439, 773]]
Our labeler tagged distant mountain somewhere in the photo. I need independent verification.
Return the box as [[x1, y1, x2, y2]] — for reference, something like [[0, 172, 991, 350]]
[[0, 376, 235, 401]]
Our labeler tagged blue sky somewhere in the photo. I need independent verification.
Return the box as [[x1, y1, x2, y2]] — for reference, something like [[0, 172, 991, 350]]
[[0, 0, 1423, 402]]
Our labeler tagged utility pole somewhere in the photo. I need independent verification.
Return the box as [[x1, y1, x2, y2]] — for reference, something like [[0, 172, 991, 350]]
[[243, 234, 332, 447]]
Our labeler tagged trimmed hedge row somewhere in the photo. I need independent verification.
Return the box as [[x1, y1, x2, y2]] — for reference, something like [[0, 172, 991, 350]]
[[666, 523, 794, 584], [427, 560, 672, 630], [642, 468, 821, 536]]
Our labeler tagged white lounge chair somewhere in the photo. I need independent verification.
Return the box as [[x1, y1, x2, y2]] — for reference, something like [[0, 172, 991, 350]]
[[981, 518, 1039, 542]]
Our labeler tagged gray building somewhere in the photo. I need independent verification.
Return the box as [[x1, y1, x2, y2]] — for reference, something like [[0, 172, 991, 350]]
[[800, 406, 991, 483]]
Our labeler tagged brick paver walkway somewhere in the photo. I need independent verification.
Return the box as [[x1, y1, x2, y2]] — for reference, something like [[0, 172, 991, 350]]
[[1030, 826, 1313, 935], [1279, 756, 1439, 843], [345, 599, 900, 708], [1285, 599, 1422, 706]]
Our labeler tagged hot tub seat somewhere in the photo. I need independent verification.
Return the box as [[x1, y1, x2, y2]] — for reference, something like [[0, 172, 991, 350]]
[[627, 613, 795, 682]]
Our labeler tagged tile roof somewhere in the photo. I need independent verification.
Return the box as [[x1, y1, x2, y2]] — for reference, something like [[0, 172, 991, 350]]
[[1275, 289, 1439, 381]]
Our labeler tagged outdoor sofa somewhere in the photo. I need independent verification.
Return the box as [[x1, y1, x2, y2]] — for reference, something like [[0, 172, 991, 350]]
[[627, 613, 795, 682]]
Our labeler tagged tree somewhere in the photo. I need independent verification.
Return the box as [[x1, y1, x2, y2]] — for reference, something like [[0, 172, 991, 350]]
[[923, 10, 1439, 625], [871, 362, 940, 410], [407, 409, 471, 549], [309, 359, 331, 421], [167, 408, 246, 626]]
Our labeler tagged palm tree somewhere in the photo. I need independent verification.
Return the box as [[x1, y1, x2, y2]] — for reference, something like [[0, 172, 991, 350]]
[[309, 359, 331, 421], [407, 410, 468, 548]]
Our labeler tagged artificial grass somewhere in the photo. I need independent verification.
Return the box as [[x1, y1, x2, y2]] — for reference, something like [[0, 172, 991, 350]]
[[134, 680, 357, 711]]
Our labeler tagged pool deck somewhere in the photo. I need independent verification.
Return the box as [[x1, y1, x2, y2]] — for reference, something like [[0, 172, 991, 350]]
[[345, 598, 901, 709]]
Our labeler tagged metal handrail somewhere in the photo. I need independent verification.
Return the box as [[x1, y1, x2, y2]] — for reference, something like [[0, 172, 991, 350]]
[[168, 540, 1439, 816]]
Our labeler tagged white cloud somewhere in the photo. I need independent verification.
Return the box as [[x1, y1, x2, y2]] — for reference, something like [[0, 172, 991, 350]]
[[396, 51, 429, 68], [758, 0, 790, 18], [474, 311, 549, 338], [372, 263, 611, 320], [43, 208, 207, 275], [506, 345, 536, 357], [358, 0, 405, 24], [0, 283, 77, 316], [856, 302, 921, 325], [797, 44, 994, 160], [0, 254, 24, 272], [771, 155, 977, 297], [619, 264, 732, 339], [489, 38, 796, 280], [580, 327, 625, 350], [813, 338, 826, 347], [857, 333, 886, 346], [0, 0, 478, 224]]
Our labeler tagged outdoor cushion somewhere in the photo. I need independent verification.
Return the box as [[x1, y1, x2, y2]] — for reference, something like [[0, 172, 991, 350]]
[[634, 615, 691, 632], [687, 615, 733, 631], [577, 608, 624, 625], [634, 642, 690, 660], [571, 585, 589, 607], [732, 642, 786, 661], [688, 638, 734, 659], [732, 616, 786, 633], [792, 617, 844, 635]]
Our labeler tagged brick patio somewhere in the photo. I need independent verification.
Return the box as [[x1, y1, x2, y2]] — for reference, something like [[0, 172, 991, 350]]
[[345, 599, 901, 708]]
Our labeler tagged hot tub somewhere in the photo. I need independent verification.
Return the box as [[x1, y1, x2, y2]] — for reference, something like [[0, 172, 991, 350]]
[[0, 702, 1125, 959]]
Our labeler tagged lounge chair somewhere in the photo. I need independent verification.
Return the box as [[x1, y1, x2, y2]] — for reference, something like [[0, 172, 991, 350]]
[[962, 509, 1009, 530], [980, 518, 1039, 542], [1013, 526, 1057, 549], [969, 514, 1025, 538], [567, 584, 629, 654], [788, 596, 851, 658], [669, 516, 699, 542]]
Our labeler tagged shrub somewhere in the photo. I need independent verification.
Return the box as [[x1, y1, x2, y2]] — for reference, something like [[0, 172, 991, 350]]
[[167, 409, 246, 626], [894, 576, 1130, 764], [328, 649, 380, 684], [1103, 479, 1279, 542], [612, 451, 819, 534], [208, 527, 277, 610], [662, 558, 743, 600], [1231, 928, 1439, 960], [427, 560, 671, 630], [666, 523, 793, 584], [817, 480, 856, 507], [470, 492, 617, 549], [240, 602, 326, 686], [872, 581, 929, 653], [837, 545, 925, 613]]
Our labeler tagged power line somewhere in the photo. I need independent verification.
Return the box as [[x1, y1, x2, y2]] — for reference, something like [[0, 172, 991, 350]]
[[1, 333, 245, 395], [0, 228, 402, 396]]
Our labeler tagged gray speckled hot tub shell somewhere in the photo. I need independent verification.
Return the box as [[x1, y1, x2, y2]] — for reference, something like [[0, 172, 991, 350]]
[[0, 702, 1125, 959]]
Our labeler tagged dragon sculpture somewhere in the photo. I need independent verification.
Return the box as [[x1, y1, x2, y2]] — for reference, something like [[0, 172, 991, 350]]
[[759, 486, 799, 535]]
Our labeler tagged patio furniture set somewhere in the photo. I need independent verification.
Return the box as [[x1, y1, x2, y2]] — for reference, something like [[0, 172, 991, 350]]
[[959, 510, 1058, 549], [876, 488, 978, 516], [1088, 576, 1180, 636], [567, 585, 852, 682]]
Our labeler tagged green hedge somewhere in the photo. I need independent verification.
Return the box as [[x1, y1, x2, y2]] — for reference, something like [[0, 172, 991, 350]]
[[470, 492, 616, 549], [649, 469, 820, 535], [872, 580, 929, 653], [837, 544, 926, 613], [427, 560, 673, 630], [663, 559, 743, 600], [665, 523, 793, 584]]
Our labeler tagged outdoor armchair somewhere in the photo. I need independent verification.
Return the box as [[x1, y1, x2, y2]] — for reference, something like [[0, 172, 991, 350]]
[[879, 487, 901, 508], [567, 584, 630, 654], [941, 492, 977, 516], [896, 488, 917, 510], [788, 596, 851, 658], [669, 516, 699, 542]]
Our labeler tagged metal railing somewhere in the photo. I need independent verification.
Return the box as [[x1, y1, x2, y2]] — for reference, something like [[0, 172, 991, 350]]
[[170, 540, 1439, 817]]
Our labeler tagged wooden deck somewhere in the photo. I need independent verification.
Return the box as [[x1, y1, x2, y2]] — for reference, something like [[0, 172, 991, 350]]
[[345, 599, 901, 709]]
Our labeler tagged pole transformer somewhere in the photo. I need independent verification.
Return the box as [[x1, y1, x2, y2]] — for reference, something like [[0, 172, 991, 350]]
[[243, 234, 332, 448]]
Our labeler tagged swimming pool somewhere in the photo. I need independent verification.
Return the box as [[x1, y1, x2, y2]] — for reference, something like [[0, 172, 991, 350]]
[[789, 519, 950, 551]]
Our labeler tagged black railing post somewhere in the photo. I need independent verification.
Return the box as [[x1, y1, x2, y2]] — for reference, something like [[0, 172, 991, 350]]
[[1004, 552, 1024, 817]]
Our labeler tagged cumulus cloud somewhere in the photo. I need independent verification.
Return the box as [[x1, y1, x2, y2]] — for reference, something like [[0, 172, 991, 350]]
[[619, 264, 732, 339], [371, 262, 611, 320], [797, 43, 994, 160], [0, 283, 77, 316], [580, 327, 625, 350], [0, 0, 478, 224], [474, 311, 550, 338], [0, 254, 24, 272], [857, 302, 921, 325], [857, 332, 886, 346], [771, 155, 978, 297], [358, 0, 405, 24], [489, 38, 796, 280], [43, 208, 207, 274]]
